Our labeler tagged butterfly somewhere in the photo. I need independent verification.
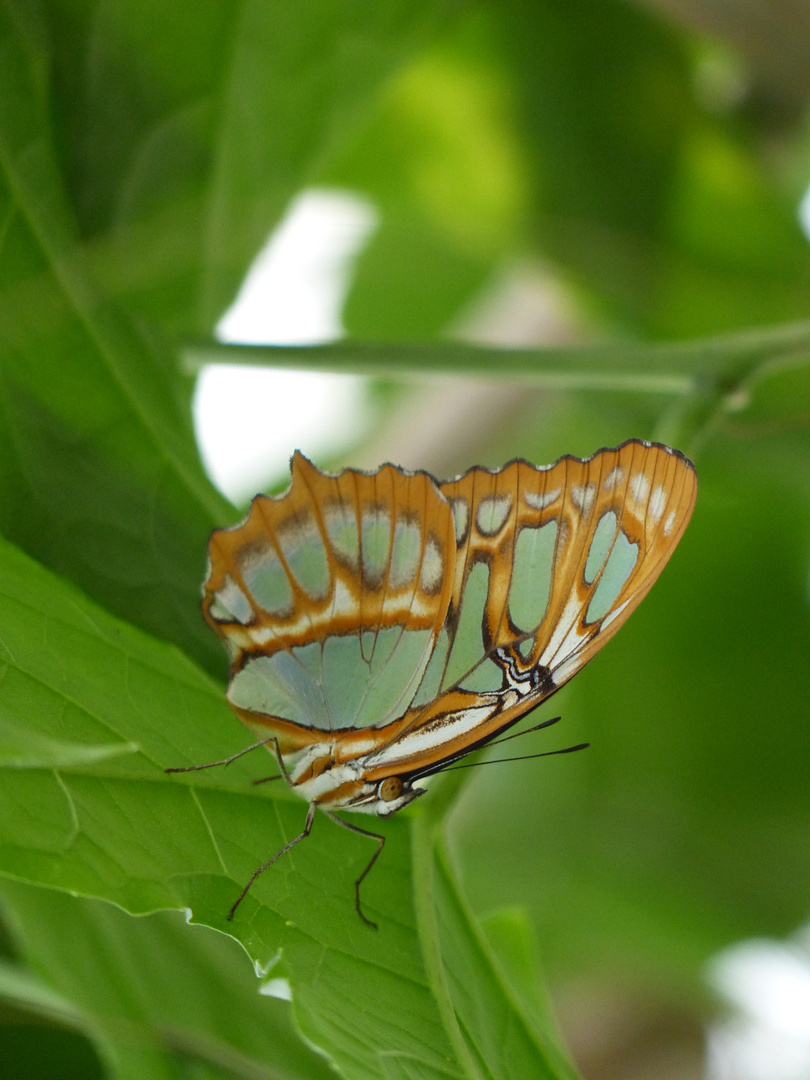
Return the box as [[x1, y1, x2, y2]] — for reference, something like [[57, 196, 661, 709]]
[[192, 439, 696, 925]]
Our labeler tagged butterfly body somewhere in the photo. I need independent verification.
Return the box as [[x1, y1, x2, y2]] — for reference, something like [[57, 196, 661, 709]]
[[203, 441, 696, 829], [265, 738, 422, 815]]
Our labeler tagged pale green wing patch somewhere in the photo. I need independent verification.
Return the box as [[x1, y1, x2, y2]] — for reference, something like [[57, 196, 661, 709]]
[[323, 501, 360, 569], [508, 521, 557, 633], [361, 508, 391, 587], [475, 493, 512, 536], [240, 542, 294, 618], [228, 652, 330, 730], [586, 531, 639, 624], [389, 519, 422, 589], [313, 624, 436, 729], [442, 562, 490, 691], [230, 627, 438, 732], [352, 627, 435, 728], [320, 635, 372, 728], [583, 512, 617, 585], [459, 658, 504, 693], [277, 510, 330, 601], [449, 498, 468, 542], [411, 628, 451, 708]]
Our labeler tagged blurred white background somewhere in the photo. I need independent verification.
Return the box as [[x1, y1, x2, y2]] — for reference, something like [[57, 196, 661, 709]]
[[193, 190, 375, 502]]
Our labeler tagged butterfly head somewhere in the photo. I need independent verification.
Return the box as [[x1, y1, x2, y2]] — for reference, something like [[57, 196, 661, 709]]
[[282, 742, 426, 817], [349, 773, 427, 817], [322, 772, 427, 817]]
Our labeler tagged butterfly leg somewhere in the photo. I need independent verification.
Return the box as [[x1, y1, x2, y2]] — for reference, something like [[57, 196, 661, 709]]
[[165, 736, 280, 774], [248, 735, 295, 786], [227, 801, 317, 921], [324, 812, 385, 931]]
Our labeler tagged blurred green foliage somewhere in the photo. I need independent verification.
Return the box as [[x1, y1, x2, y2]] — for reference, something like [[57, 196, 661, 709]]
[[1, 1, 810, 1078]]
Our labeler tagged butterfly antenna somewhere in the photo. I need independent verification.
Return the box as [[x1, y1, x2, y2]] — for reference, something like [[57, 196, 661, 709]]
[[411, 715, 569, 779], [444, 742, 590, 771], [483, 714, 563, 749]]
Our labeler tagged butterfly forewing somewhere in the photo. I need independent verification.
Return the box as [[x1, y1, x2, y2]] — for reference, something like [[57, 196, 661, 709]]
[[203, 452, 457, 753]]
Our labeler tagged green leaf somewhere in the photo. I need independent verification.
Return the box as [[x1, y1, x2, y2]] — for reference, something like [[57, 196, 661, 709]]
[[0, 2, 234, 674], [412, 823, 578, 1080], [0, 879, 333, 1080], [0, 534, 580, 1078], [0, 958, 106, 1078], [0, 954, 86, 1030], [40, 0, 451, 333], [0, 727, 138, 769]]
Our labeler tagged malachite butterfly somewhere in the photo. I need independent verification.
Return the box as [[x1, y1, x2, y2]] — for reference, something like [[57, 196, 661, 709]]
[[194, 439, 697, 924]]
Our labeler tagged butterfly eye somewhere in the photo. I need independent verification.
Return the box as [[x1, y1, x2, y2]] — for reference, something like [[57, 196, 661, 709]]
[[379, 777, 404, 802]]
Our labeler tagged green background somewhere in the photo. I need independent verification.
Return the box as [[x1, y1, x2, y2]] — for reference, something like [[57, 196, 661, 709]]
[[1, 2, 810, 1078]]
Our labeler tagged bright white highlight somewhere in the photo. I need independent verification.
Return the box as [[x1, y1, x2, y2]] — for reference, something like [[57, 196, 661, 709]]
[[217, 189, 378, 345], [630, 472, 650, 504], [707, 936, 810, 1080], [260, 978, 293, 1002], [799, 182, 810, 244], [524, 487, 560, 510], [420, 538, 444, 594], [571, 483, 595, 514], [194, 190, 379, 502], [450, 498, 469, 541], [476, 494, 512, 535]]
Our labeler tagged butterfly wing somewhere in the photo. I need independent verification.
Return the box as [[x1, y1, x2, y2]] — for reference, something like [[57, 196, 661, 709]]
[[203, 452, 457, 754], [355, 440, 696, 780], [203, 442, 696, 789]]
